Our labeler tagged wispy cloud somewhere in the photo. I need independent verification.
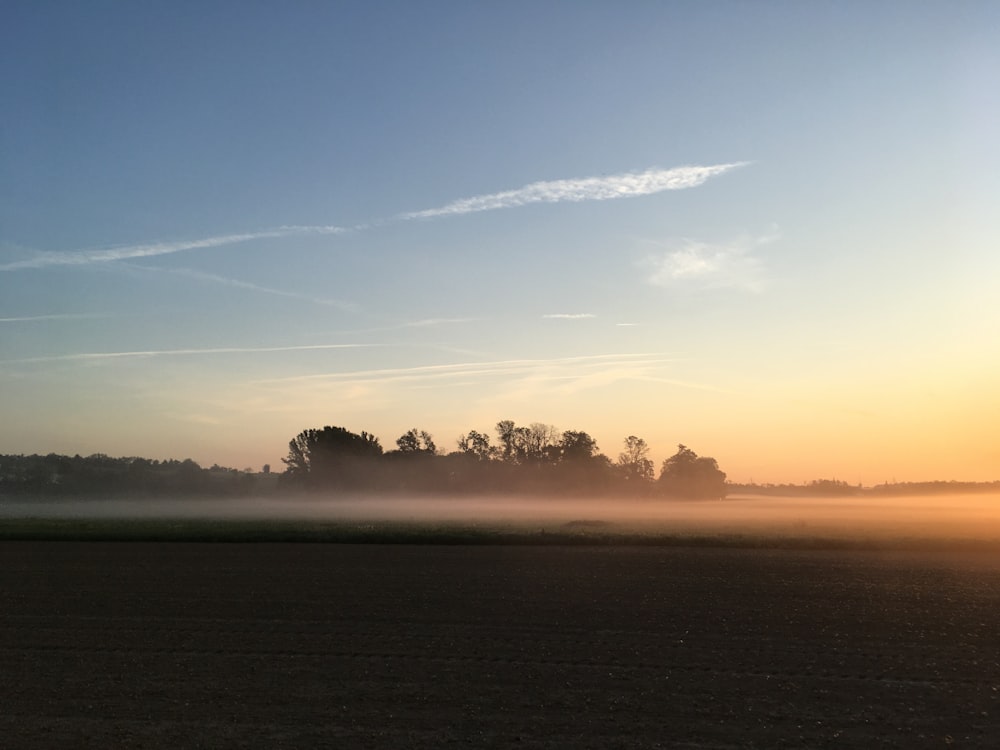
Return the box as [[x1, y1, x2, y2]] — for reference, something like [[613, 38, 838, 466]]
[[254, 353, 676, 386], [2, 162, 748, 272], [4, 343, 372, 364], [0, 225, 347, 271], [542, 313, 596, 320], [403, 317, 480, 328], [183, 353, 723, 418], [128, 265, 359, 312], [0, 313, 109, 323], [400, 163, 747, 220], [644, 228, 778, 292], [339, 352, 730, 404]]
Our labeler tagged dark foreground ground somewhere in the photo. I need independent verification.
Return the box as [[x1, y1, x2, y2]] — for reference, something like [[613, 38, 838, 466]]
[[2, 542, 999, 748]]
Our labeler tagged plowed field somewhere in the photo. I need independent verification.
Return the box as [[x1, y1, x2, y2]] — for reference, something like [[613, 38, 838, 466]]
[[2, 542, 999, 748]]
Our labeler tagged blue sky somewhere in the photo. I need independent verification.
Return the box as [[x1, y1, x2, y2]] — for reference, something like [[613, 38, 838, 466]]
[[2, 2, 998, 482]]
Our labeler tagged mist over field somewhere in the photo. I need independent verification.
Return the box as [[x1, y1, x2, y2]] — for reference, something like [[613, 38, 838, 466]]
[[4, 493, 1000, 544]]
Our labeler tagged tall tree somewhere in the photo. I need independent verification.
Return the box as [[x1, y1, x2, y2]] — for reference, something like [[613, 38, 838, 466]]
[[456, 430, 493, 461], [495, 420, 517, 462], [559, 430, 599, 463], [617, 435, 654, 483], [658, 444, 727, 499], [282, 426, 383, 487], [395, 428, 437, 455], [513, 423, 561, 464]]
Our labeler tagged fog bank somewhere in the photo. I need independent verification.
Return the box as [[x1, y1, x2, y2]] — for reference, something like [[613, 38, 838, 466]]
[[3, 493, 1000, 543]]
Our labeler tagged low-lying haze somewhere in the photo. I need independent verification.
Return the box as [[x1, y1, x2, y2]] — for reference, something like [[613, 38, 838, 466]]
[[5, 494, 1000, 545]]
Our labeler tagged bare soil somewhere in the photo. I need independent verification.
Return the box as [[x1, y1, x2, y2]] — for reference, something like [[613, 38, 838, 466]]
[[2, 542, 999, 748]]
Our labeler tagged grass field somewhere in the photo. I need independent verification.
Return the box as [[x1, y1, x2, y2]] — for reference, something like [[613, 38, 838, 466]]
[[3, 492, 1000, 550], [4, 515, 1000, 553]]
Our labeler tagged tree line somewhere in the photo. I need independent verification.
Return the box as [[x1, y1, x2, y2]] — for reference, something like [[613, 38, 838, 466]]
[[4, 444, 994, 500], [281, 421, 728, 498], [0, 454, 272, 498]]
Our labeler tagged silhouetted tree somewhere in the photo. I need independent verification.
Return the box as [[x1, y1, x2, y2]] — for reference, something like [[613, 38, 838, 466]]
[[395, 428, 437, 454], [445, 430, 501, 491], [550, 431, 617, 493], [559, 431, 599, 462], [493, 420, 560, 465], [495, 420, 517, 462], [512, 423, 561, 465], [617, 436, 654, 483], [658, 444, 727, 499], [456, 430, 493, 462], [0, 453, 258, 497], [804, 479, 857, 496], [282, 426, 383, 488], [382, 429, 445, 490]]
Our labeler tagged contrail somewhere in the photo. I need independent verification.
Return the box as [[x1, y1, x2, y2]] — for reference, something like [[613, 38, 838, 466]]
[[0, 313, 109, 323], [4, 343, 372, 364], [1, 163, 747, 270], [399, 163, 748, 220], [403, 317, 480, 327], [127, 264, 359, 312], [0, 225, 346, 271], [254, 352, 677, 384]]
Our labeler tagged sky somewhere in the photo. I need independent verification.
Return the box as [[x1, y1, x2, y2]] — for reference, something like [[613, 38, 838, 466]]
[[2, 1, 998, 484]]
